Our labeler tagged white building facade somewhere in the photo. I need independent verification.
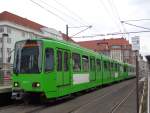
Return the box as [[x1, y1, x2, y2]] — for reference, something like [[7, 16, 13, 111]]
[[0, 17, 62, 67]]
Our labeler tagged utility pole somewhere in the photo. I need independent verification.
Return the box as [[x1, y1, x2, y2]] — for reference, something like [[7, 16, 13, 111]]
[[135, 50, 139, 113], [66, 25, 68, 36], [131, 36, 140, 113], [146, 55, 150, 113]]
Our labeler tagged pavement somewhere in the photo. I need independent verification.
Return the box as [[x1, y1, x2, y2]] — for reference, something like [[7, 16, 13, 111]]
[[0, 85, 12, 94]]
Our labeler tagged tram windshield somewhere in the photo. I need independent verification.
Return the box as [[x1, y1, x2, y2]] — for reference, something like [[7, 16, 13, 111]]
[[13, 40, 42, 74]]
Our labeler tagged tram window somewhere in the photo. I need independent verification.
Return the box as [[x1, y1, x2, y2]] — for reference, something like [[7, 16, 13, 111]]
[[64, 52, 69, 71], [72, 53, 81, 72], [90, 57, 95, 71], [57, 50, 62, 71], [108, 62, 110, 70], [120, 66, 123, 72], [96, 59, 101, 70], [45, 48, 54, 71], [82, 55, 89, 72], [124, 66, 127, 72], [115, 63, 118, 71], [111, 63, 113, 68], [104, 61, 107, 70]]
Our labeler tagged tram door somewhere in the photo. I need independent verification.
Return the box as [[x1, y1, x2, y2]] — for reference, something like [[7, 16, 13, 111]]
[[56, 49, 71, 86]]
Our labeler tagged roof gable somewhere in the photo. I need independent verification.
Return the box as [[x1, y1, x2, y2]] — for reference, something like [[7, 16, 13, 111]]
[[0, 11, 45, 31]]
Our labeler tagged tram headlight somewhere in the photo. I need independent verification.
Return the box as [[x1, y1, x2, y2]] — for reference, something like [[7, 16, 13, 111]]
[[14, 82, 19, 87], [32, 82, 40, 88]]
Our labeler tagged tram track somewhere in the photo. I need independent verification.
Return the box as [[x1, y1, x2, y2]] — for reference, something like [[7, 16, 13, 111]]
[[0, 79, 136, 113], [109, 87, 135, 113], [29, 79, 135, 113], [69, 80, 135, 113]]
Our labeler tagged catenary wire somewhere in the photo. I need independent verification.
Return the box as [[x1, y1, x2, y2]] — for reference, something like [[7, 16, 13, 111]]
[[53, 0, 89, 25], [37, 0, 86, 26], [29, 0, 72, 25]]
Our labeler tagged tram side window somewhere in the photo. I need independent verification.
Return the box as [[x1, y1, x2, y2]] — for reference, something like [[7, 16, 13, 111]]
[[57, 50, 62, 71], [124, 66, 127, 72], [72, 53, 81, 72], [108, 62, 110, 70], [104, 61, 107, 70], [64, 52, 69, 71], [96, 59, 101, 71], [82, 55, 89, 72], [45, 48, 54, 71], [115, 63, 118, 71], [120, 65, 123, 72], [111, 63, 113, 69], [90, 57, 95, 71]]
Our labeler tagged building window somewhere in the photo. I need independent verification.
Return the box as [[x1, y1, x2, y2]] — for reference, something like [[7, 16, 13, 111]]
[[7, 27, 11, 34], [7, 48, 11, 54], [0, 38, 2, 42], [111, 45, 121, 49], [7, 38, 11, 43], [21, 31, 25, 37], [0, 48, 2, 53], [0, 27, 4, 33]]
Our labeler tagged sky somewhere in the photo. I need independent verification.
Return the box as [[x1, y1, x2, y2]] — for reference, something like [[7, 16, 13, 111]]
[[0, 0, 150, 57]]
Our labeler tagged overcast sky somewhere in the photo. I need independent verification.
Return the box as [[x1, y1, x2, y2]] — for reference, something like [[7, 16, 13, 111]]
[[0, 0, 150, 56]]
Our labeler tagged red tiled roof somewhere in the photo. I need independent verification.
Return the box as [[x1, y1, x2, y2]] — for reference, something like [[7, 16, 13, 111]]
[[0, 11, 45, 31], [0, 11, 75, 42], [77, 38, 131, 51]]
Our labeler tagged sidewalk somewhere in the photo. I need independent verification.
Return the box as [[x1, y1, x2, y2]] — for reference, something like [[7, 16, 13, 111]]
[[0, 85, 12, 93]]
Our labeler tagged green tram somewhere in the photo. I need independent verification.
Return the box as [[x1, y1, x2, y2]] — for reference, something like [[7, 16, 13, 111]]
[[12, 38, 135, 100]]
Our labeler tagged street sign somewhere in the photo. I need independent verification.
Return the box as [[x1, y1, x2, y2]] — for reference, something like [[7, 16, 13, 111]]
[[132, 36, 140, 51]]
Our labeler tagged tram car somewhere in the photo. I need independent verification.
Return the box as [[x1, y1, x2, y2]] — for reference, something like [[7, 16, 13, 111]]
[[11, 38, 135, 100]]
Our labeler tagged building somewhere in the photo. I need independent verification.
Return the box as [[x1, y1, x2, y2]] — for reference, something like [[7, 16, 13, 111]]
[[78, 38, 133, 64], [0, 11, 74, 84]]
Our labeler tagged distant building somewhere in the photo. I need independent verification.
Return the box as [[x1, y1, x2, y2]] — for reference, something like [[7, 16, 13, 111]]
[[78, 38, 134, 64]]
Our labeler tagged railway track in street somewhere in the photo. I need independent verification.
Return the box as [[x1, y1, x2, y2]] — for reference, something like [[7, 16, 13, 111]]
[[69, 80, 136, 113], [0, 79, 136, 113], [109, 87, 136, 113]]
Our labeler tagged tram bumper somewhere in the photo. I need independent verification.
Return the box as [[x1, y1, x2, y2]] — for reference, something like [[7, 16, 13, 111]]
[[11, 89, 25, 100]]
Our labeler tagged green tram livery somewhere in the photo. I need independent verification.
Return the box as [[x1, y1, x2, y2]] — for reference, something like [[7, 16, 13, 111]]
[[12, 38, 136, 100]]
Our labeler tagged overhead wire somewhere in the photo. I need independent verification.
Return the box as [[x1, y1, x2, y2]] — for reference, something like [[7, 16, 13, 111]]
[[72, 30, 150, 38], [98, 0, 122, 34], [52, 0, 101, 37], [107, 0, 127, 37], [111, 0, 127, 33], [29, 0, 70, 24], [122, 22, 150, 31], [123, 19, 150, 22], [37, 0, 86, 26], [52, 0, 89, 26]]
